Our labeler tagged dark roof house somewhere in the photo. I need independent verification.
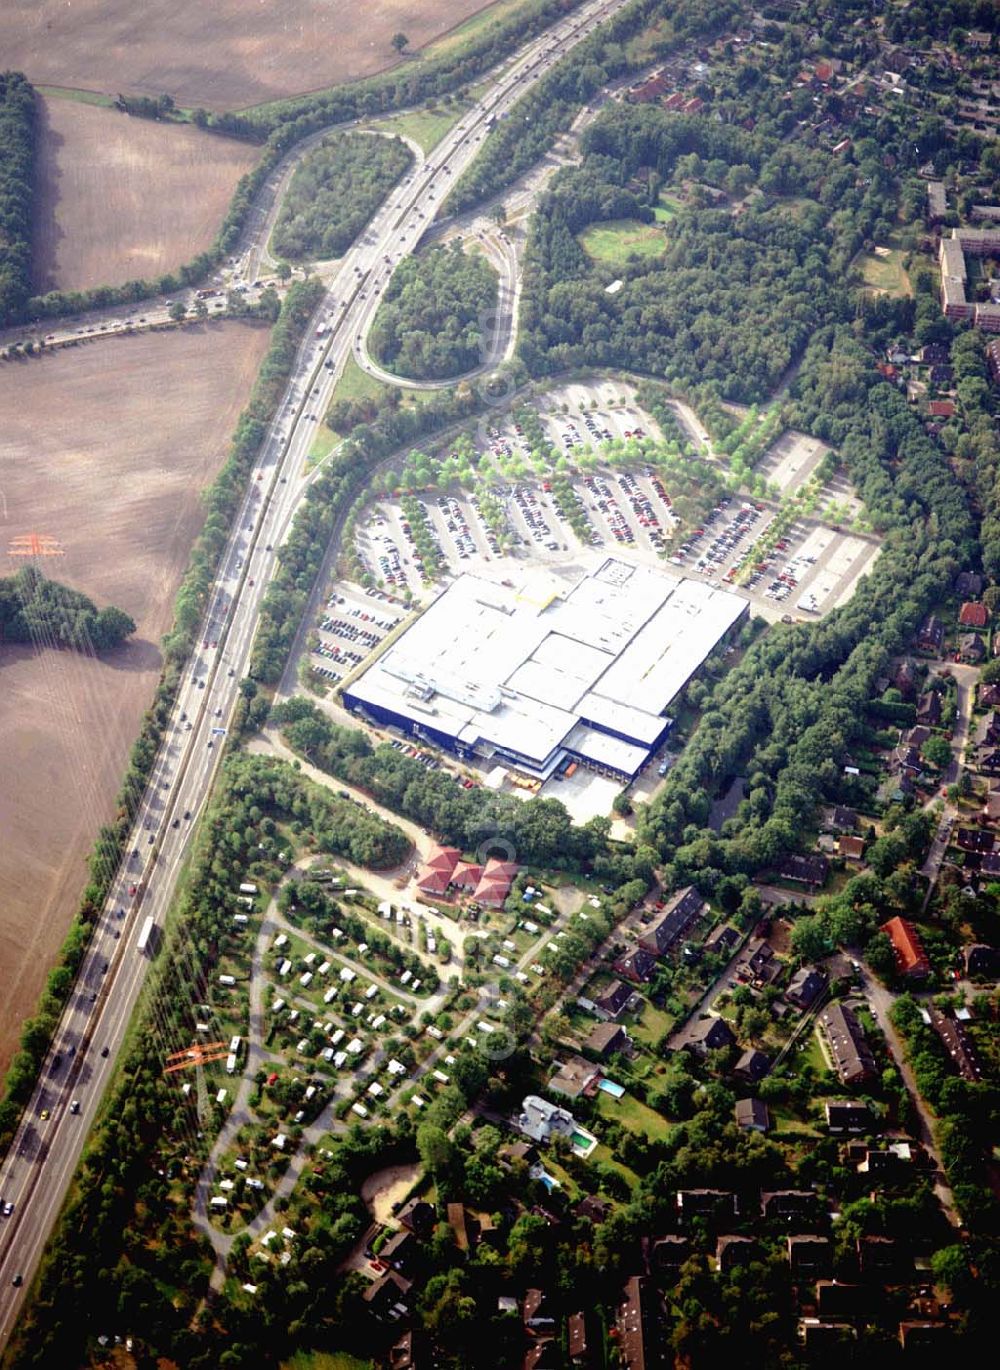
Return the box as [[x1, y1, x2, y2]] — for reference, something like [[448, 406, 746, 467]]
[[735, 1098, 770, 1132], [735, 1048, 771, 1083], [638, 886, 706, 957], [686, 1016, 736, 1056], [613, 946, 657, 985], [818, 1002, 876, 1085], [776, 854, 829, 887], [785, 966, 828, 1010]]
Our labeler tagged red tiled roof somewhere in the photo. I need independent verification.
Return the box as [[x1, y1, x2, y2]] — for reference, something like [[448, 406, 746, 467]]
[[416, 844, 461, 894], [959, 601, 989, 627], [928, 400, 955, 418], [880, 917, 931, 977], [450, 861, 482, 890], [473, 857, 518, 907]]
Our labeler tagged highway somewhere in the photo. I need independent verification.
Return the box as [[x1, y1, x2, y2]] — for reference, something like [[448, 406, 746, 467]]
[[0, 0, 632, 1344]]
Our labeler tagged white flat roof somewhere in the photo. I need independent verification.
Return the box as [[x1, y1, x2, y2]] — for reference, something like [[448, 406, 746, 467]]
[[564, 722, 650, 774], [346, 559, 746, 770]]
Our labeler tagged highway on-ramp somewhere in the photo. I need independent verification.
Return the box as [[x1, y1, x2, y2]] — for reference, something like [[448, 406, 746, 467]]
[[0, 0, 631, 1343]]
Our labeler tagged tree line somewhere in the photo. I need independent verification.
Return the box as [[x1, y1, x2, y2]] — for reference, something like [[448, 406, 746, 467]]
[[0, 71, 35, 327], [446, 0, 740, 216], [369, 242, 498, 381], [272, 132, 412, 261], [0, 567, 135, 652]]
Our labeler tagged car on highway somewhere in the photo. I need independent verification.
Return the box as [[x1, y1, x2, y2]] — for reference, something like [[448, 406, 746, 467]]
[[3, 1201, 14, 1217], [40, 1109, 50, 1121], [70, 1100, 80, 1114], [11, 1274, 22, 1287], [101, 1047, 109, 1058]]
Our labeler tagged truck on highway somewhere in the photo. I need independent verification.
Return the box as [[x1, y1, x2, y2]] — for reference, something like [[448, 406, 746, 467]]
[[315, 322, 328, 338], [136, 916, 157, 957]]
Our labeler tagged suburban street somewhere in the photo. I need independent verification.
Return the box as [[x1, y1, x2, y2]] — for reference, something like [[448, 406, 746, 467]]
[[0, 0, 635, 1341]]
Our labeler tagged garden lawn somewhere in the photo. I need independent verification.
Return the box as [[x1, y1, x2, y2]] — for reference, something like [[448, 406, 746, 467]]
[[596, 1088, 672, 1142]]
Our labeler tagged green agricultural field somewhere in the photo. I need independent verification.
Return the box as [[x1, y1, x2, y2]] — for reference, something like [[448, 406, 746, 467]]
[[282, 1352, 374, 1370], [857, 247, 911, 297], [578, 219, 667, 265]]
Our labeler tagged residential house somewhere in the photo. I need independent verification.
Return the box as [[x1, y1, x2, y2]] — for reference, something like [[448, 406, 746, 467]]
[[516, 1096, 577, 1145], [574, 1195, 612, 1225], [929, 364, 954, 385], [928, 1008, 982, 1081], [567, 1311, 590, 1365], [591, 979, 634, 1021], [686, 1016, 736, 1056], [549, 1056, 599, 1100], [474, 857, 519, 908], [415, 844, 462, 897], [902, 724, 932, 748], [761, 1190, 819, 1223], [898, 1321, 950, 1352], [891, 744, 923, 779], [363, 1269, 412, 1321], [704, 924, 741, 958], [881, 917, 931, 979], [815, 1282, 870, 1318], [523, 1287, 557, 1339], [964, 943, 1000, 978], [978, 682, 1000, 709], [989, 337, 1000, 383], [954, 571, 983, 597], [396, 1199, 436, 1239], [824, 1100, 872, 1133], [735, 1098, 770, 1132], [982, 791, 1000, 823], [498, 1141, 536, 1168], [959, 632, 986, 663], [676, 1190, 739, 1225], [985, 710, 1000, 745], [799, 1320, 856, 1349], [447, 1203, 470, 1253], [776, 853, 829, 887], [380, 1229, 419, 1274], [716, 1235, 756, 1273], [915, 689, 942, 725], [830, 806, 858, 830], [638, 885, 706, 957], [740, 938, 781, 986], [735, 1048, 771, 1083], [839, 834, 867, 861], [818, 1001, 876, 1085], [630, 72, 670, 103], [617, 1276, 656, 1370], [920, 343, 950, 366], [613, 946, 657, 985], [586, 1021, 630, 1059], [857, 1145, 911, 1179], [523, 1344, 560, 1370], [645, 1234, 689, 1273], [956, 827, 993, 854], [926, 181, 947, 222], [787, 1235, 832, 1277], [928, 399, 956, 420], [857, 1236, 910, 1281], [785, 966, 828, 1011], [915, 615, 944, 654]]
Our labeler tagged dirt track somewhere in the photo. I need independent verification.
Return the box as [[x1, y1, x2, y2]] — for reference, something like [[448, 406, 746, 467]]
[[32, 96, 260, 295], [1, 0, 500, 110], [0, 321, 271, 1076]]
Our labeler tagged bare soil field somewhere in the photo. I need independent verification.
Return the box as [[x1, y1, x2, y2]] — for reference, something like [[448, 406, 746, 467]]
[[1, 0, 502, 111], [32, 96, 260, 294], [0, 321, 270, 1075]]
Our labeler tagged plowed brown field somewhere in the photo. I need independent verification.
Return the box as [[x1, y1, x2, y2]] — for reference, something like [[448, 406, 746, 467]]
[[0, 321, 270, 1075], [0, 0, 501, 110], [32, 96, 260, 294]]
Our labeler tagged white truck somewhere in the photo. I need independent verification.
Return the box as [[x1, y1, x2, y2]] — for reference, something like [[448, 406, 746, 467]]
[[136, 916, 156, 957]]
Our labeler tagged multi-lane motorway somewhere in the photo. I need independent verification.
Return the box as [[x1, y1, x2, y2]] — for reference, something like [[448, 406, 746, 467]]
[[0, 0, 631, 1342]]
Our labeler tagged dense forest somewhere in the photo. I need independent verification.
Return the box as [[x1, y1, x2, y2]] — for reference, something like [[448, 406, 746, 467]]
[[0, 567, 135, 652], [0, 71, 35, 326], [516, 104, 885, 398], [271, 132, 412, 261], [368, 242, 498, 381]]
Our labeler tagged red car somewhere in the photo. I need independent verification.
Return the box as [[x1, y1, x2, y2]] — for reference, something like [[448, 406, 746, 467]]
[[128, 883, 137, 896]]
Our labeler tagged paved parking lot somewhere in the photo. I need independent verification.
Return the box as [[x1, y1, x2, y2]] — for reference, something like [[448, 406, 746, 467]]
[[758, 430, 829, 496], [308, 581, 406, 686]]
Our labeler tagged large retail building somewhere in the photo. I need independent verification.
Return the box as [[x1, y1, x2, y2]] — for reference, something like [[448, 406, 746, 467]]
[[343, 557, 748, 782]]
